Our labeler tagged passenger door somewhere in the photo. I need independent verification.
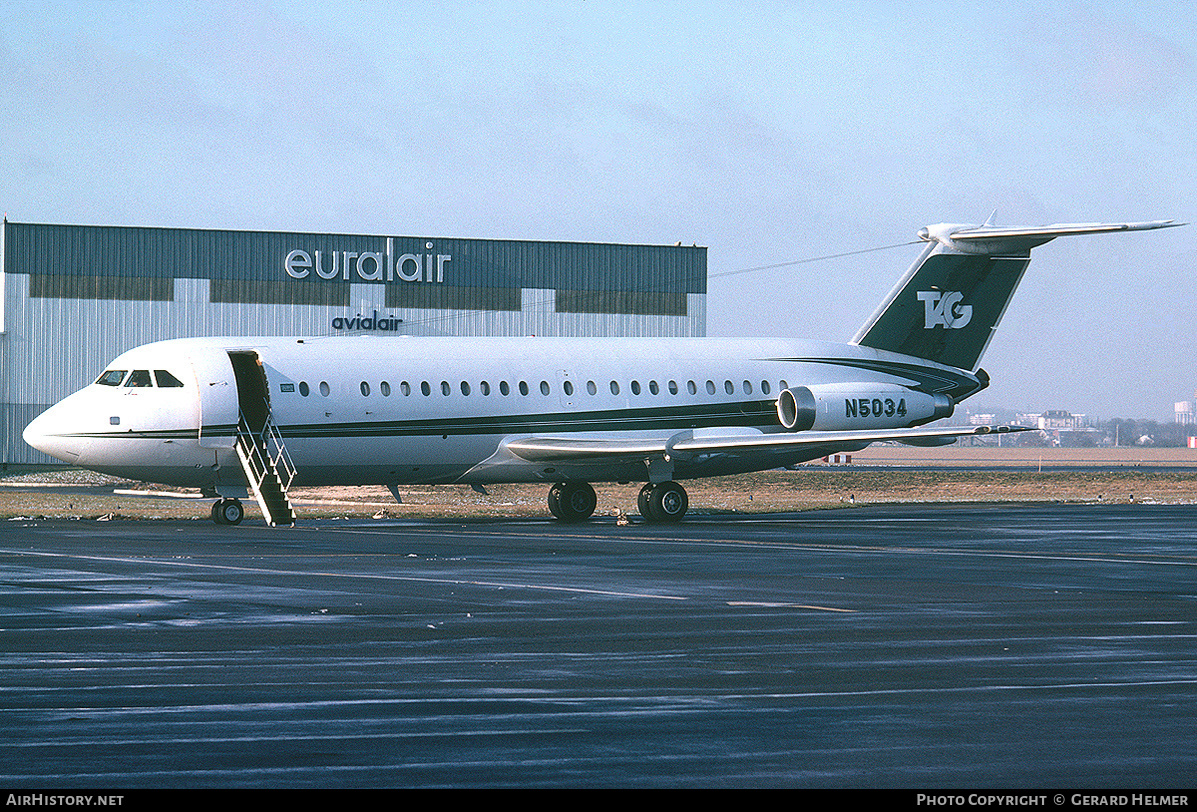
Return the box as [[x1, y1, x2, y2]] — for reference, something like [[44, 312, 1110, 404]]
[[188, 350, 239, 448]]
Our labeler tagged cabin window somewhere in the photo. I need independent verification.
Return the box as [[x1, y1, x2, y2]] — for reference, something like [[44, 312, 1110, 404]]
[[669, 380, 678, 395], [299, 382, 310, 397], [154, 370, 185, 387], [421, 381, 431, 396], [688, 380, 697, 395], [361, 382, 370, 396], [631, 380, 641, 396], [97, 370, 126, 386], [461, 381, 471, 396], [320, 381, 330, 397], [761, 381, 771, 395], [563, 380, 574, 396], [125, 370, 152, 388], [500, 381, 510, 396], [724, 380, 734, 395], [441, 381, 451, 396], [742, 380, 752, 395], [779, 380, 789, 391], [480, 381, 490, 396], [540, 381, 550, 396], [649, 381, 659, 395], [519, 381, 529, 396], [610, 381, 620, 396], [400, 381, 411, 396], [705, 380, 716, 395], [381, 381, 391, 397], [587, 380, 597, 395]]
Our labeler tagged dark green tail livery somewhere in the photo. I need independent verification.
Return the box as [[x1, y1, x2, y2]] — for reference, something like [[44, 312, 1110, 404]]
[[852, 220, 1182, 372]]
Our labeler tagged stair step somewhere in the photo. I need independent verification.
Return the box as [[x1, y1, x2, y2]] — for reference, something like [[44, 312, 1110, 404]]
[[234, 422, 297, 527]]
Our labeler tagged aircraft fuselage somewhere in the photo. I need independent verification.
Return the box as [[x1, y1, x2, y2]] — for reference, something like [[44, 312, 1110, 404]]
[[24, 334, 979, 491]]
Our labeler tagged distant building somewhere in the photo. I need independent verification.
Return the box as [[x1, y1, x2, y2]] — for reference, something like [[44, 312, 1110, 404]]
[[1175, 398, 1195, 425], [1014, 413, 1042, 429], [1037, 410, 1088, 431], [1024, 410, 1099, 447]]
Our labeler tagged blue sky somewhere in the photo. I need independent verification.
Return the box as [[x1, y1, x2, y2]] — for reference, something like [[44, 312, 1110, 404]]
[[2, 1, 1193, 419]]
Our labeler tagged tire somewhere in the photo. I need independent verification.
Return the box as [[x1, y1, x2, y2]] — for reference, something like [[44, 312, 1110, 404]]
[[638, 483, 656, 521], [547, 483, 564, 519], [217, 498, 244, 526], [647, 482, 688, 522], [550, 482, 596, 522]]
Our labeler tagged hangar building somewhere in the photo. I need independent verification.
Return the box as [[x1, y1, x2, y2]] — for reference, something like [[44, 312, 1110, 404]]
[[1, 219, 707, 464]]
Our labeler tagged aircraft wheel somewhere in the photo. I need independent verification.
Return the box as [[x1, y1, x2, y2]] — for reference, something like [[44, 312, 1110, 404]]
[[646, 482, 688, 523], [547, 483, 564, 519], [638, 483, 655, 520], [549, 482, 596, 522], [213, 498, 244, 526]]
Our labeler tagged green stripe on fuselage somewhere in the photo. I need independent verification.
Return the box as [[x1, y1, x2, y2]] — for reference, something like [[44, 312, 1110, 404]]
[[274, 400, 778, 440]]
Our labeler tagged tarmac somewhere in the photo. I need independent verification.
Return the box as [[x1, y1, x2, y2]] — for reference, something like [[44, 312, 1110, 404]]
[[2, 503, 1196, 788]]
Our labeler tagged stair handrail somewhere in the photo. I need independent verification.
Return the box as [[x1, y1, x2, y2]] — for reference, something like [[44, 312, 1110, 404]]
[[264, 417, 296, 492], [237, 411, 296, 487]]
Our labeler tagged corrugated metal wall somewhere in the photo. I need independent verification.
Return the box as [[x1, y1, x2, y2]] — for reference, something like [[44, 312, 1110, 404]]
[[2, 221, 706, 464], [7, 223, 706, 289]]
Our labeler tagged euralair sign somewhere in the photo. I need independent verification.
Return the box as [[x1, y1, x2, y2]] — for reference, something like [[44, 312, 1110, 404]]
[[283, 238, 450, 333], [284, 238, 450, 284]]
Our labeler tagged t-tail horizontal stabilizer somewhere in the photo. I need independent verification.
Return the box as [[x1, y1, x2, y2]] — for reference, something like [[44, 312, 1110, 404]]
[[852, 219, 1183, 371]]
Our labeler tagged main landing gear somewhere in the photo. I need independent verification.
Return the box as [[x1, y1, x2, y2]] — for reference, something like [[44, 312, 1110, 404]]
[[545, 481, 689, 523], [638, 481, 688, 523], [547, 482, 598, 522], [210, 498, 245, 525]]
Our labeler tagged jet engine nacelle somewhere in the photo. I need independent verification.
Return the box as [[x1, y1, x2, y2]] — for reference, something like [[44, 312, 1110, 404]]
[[776, 384, 954, 431]]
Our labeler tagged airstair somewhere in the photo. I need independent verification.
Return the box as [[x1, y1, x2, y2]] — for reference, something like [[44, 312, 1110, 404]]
[[234, 412, 297, 527]]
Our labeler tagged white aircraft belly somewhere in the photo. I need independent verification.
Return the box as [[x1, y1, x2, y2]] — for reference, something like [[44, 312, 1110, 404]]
[[283, 432, 509, 486], [76, 436, 222, 487]]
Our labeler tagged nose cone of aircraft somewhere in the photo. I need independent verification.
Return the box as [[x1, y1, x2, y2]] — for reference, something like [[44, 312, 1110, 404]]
[[23, 403, 83, 464]]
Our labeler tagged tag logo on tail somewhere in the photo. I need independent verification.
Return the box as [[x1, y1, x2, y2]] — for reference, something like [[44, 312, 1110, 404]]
[[917, 290, 973, 329]]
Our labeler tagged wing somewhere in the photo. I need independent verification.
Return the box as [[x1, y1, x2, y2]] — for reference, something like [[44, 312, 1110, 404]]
[[505, 424, 1028, 465]]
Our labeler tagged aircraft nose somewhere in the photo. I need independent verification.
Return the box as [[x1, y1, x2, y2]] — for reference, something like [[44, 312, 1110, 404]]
[[23, 404, 83, 464]]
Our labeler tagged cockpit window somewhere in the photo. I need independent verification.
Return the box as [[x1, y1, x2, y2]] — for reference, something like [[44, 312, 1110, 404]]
[[96, 369, 127, 386], [125, 370, 152, 388], [154, 370, 185, 387]]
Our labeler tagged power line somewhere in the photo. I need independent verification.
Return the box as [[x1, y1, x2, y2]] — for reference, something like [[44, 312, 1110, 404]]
[[331, 239, 922, 334], [708, 240, 921, 279]]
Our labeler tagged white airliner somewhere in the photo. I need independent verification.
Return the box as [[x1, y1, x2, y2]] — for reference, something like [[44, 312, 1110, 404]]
[[23, 218, 1181, 526]]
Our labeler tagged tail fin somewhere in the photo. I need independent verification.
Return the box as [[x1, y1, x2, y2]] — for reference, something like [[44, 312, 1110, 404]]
[[852, 219, 1182, 371]]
